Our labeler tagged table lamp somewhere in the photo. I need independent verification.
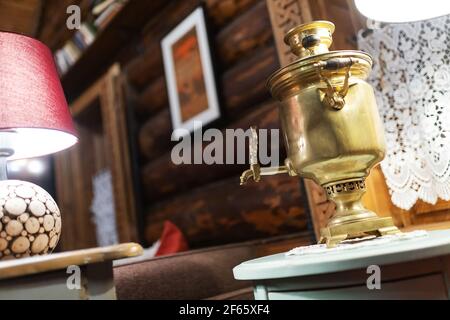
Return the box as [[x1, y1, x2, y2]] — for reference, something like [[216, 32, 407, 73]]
[[0, 31, 77, 260]]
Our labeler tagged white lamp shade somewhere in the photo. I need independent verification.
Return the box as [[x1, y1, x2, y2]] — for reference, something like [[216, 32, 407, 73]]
[[355, 0, 450, 23]]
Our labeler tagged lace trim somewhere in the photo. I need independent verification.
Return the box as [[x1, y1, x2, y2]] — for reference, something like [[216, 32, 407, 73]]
[[357, 15, 450, 210]]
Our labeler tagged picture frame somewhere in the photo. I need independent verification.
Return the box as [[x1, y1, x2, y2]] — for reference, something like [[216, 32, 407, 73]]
[[161, 7, 220, 139]]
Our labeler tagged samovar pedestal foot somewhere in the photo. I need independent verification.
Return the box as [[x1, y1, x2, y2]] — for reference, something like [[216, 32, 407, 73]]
[[319, 217, 401, 248]]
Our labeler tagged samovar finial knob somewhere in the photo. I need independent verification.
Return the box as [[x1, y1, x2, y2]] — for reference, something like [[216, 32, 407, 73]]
[[284, 20, 335, 59]]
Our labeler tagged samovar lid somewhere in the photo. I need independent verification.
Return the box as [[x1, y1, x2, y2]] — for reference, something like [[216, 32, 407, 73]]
[[267, 21, 373, 101]]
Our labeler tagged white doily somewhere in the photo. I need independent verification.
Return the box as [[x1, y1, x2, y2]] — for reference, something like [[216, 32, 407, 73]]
[[286, 230, 428, 256], [357, 15, 450, 210]]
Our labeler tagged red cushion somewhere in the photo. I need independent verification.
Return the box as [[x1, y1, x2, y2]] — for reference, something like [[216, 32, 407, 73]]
[[155, 220, 189, 256]]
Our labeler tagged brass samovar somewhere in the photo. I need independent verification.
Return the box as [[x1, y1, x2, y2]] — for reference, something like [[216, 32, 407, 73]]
[[240, 21, 400, 247]]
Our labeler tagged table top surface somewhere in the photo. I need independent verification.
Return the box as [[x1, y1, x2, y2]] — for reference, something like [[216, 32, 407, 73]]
[[233, 229, 450, 280], [0, 242, 143, 280]]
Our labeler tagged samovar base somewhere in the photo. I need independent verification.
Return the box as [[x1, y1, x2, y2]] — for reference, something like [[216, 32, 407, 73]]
[[319, 216, 400, 248], [319, 178, 400, 248]]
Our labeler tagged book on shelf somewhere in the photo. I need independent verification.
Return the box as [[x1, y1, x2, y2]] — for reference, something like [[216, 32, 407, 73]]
[[78, 22, 97, 46], [92, 0, 117, 16], [63, 41, 81, 65], [92, 0, 128, 15], [53, 22, 97, 76], [94, 2, 125, 30], [54, 50, 69, 75], [53, 0, 127, 76], [72, 31, 87, 51]]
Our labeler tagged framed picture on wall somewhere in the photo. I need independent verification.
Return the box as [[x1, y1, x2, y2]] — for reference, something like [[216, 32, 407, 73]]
[[161, 7, 220, 139]]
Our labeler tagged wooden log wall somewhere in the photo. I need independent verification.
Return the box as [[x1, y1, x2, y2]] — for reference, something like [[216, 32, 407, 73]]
[[38, 0, 92, 50], [119, 0, 361, 248], [42, 0, 361, 249], [119, 0, 314, 248]]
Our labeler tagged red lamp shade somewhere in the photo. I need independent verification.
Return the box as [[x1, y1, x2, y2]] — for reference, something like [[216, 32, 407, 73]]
[[0, 32, 77, 160]]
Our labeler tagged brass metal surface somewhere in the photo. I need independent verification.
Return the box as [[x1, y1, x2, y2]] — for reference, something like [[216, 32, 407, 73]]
[[240, 21, 399, 247]]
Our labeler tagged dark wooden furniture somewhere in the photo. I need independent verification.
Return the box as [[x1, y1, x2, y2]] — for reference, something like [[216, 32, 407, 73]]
[[0, 243, 142, 299], [55, 65, 138, 250], [60, 0, 166, 100]]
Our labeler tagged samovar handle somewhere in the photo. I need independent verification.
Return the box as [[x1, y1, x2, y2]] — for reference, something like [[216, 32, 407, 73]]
[[315, 57, 356, 110], [240, 126, 297, 185]]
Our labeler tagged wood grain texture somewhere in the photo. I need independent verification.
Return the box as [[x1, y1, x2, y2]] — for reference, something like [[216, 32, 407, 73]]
[[0, 242, 142, 280], [135, 75, 167, 116], [127, 0, 259, 90], [55, 65, 139, 250], [138, 108, 172, 161], [100, 66, 139, 244], [133, 42, 278, 118], [55, 123, 99, 250], [127, 0, 273, 94], [222, 44, 278, 113], [60, 0, 167, 100], [216, 0, 273, 67], [266, 0, 313, 65], [136, 43, 279, 160], [205, 0, 260, 27], [125, 41, 165, 93], [126, 0, 202, 91], [0, 0, 42, 36], [37, 0, 90, 50], [145, 174, 307, 248], [141, 100, 282, 202]]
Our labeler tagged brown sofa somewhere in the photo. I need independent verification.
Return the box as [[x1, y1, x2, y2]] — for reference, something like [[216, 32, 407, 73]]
[[113, 232, 312, 299]]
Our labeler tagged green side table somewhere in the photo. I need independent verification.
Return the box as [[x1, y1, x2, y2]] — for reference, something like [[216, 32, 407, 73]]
[[233, 229, 450, 300]]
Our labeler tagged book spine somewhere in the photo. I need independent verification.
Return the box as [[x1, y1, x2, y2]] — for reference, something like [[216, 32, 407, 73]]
[[79, 22, 97, 45], [94, 2, 123, 30], [54, 50, 69, 76], [72, 31, 87, 51], [63, 41, 81, 65]]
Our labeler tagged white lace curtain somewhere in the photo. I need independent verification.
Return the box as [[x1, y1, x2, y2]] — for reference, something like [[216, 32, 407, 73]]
[[357, 15, 450, 210]]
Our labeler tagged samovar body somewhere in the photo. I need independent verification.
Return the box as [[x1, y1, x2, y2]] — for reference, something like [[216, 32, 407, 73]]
[[241, 21, 399, 247], [277, 79, 385, 186]]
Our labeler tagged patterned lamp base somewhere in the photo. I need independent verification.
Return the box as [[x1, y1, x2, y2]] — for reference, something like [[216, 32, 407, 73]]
[[0, 180, 61, 260]]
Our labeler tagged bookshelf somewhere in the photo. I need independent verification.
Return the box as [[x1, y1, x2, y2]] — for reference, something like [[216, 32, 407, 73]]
[[60, 0, 165, 101]]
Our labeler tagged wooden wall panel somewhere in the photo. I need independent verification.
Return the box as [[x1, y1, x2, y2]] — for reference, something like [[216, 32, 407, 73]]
[[141, 100, 283, 202], [38, 0, 91, 50], [44, 0, 314, 249], [205, 0, 260, 27], [138, 109, 172, 161], [136, 43, 278, 163], [216, 0, 272, 67], [127, 0, 313, 247], [0, 0, 42, 36], [129, 2, 275, 117], [145, 174, 307, 248], [222, 45, 277, 113], [44, 0, 450, 250], [135, 75, 167, 116], [125, 0, 261, 91], [132, 41, 277, 118]]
